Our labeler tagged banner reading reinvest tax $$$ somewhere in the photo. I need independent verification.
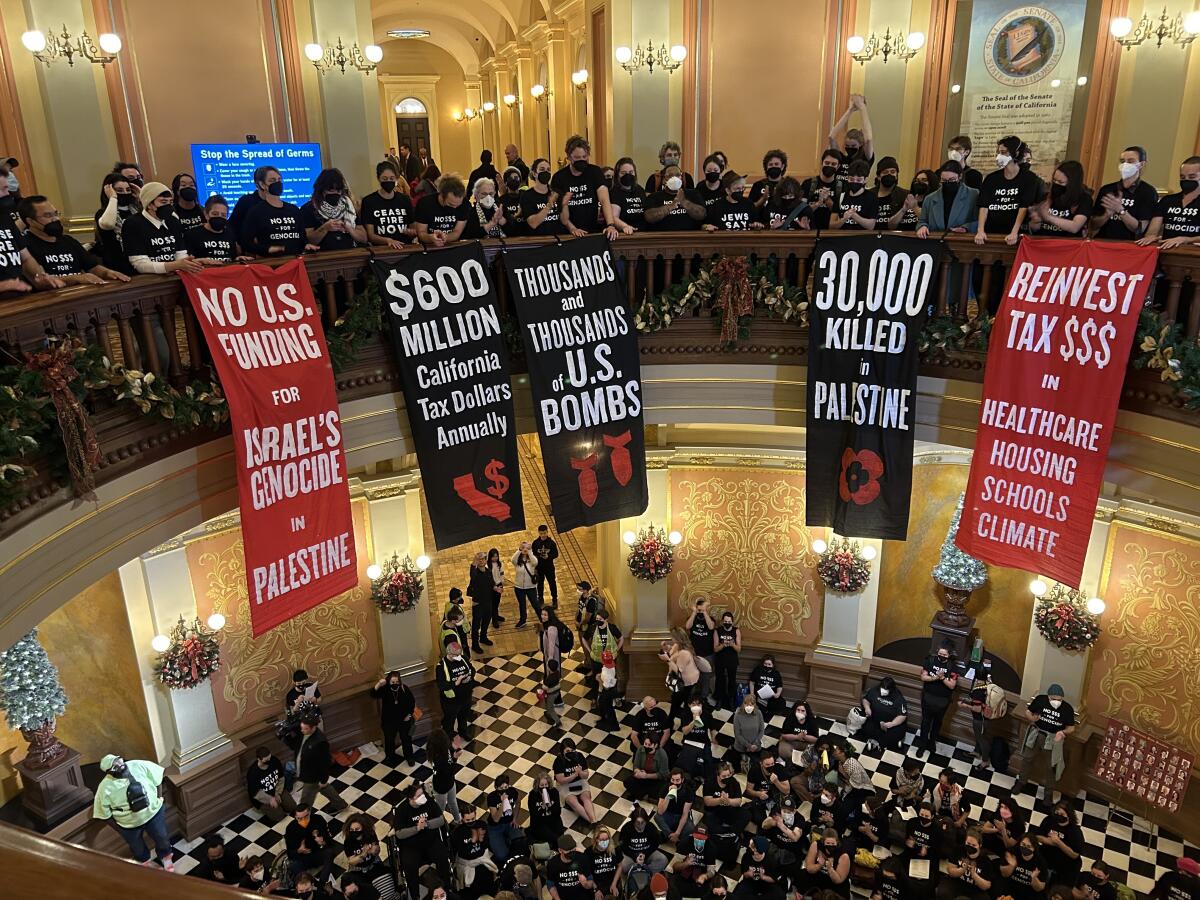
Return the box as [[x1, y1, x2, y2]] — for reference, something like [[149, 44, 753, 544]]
[[956, 239, 1159, 587], [182, 260, 357, 636]]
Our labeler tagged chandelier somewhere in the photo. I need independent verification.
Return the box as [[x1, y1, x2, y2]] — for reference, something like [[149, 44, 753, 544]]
[[21, 25, 122, 67], [614, 40, 687, 75], [846, 28, 925, 64], [304, 37, 382, 75], [1110, 8, 1200, 50]]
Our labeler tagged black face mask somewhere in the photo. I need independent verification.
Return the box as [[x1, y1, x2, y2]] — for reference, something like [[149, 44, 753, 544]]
[[1020, 847, 1034, 858], [208, 216, 227, 232], [966, 846, 980, 857], [848, 182, 865, 194], [821, 165, 838, 179], [911, 181, 930, 196], [845, 145, 860, 156], [1182, 178, 1199, 194], [765, 166, 784, 180], [1051, 183, 1067, 201], [267, 181, 284, 196], [129, 177, 144, 187], [324, 191, 342, 205], [941, 181, 960, 196], [619, 172, 635, 188], [705, 172, 721, 185], [603, 175, 614, 187], [178, 186, 197, 202], [537, 170, 552, 185], [44, 221, 65, 238], [880, 174, 897, 190], [380, 180, 397, 193], [730, 190, 745, 201], [570, 160, 585, 174], [506, 177, 521, 190], [155, 203, 174, 219]]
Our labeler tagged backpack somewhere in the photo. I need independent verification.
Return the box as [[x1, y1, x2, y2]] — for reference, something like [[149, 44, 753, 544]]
[[556, 625, 574, 654], [982, 682, 1009, 720], [124, 776, 149, 813]]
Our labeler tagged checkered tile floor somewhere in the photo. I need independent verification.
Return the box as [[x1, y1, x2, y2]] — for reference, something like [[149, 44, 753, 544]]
[[170, 651, 1197, 896]]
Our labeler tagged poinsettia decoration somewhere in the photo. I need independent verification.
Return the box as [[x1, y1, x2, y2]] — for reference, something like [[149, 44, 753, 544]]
[[627, 524, 674, 583], [816, 536, 872, 593], [1034, 585, 1102, 651], [154, 615, 221, 690], [371, 553, 424, 614]]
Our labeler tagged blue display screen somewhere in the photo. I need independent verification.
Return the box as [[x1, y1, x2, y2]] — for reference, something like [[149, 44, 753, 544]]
[[189, 142, 323, 208]]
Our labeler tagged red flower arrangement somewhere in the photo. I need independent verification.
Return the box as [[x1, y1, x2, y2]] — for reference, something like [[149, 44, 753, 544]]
[[839, 448, 884, 505], [1034, 585, 1102, 651], [627, 524, 676, 583], [816, 537, 872, 593], [371, 553, 424, 614], [154, 616, 221, 690]]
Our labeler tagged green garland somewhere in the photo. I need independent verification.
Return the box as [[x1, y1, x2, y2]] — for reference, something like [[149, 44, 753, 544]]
[[326, 281, 383, 373], [1133, 308, 1200, 408], [919, 314, 994, 355]]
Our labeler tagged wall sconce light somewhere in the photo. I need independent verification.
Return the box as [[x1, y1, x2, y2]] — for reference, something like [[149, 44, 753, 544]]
[[614, 41, 686, 75], [150, 634, 171, 653], [22, 25, 121, 67], [812, 538, 828, 554], [366, 563, 383, 579], [530, 83, 550, 102], [206, 613, 226, 631], [861, 545, 878, 561], [454, 107, 480, 124], [304, 37, 382, 75], [846, 28, 924, 64], [502, 93, 519, 109], [623, 530, 637, 546], [1110, 8, 1200, 50], [481, 101, 496, 114], [668, 530, 683, 546], [1029, 579, 1048, 597], [571, 69, 589, 91], [416, 554, 432, 571]]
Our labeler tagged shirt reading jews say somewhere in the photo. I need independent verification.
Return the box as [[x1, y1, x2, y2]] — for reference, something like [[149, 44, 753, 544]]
[[707, 198, 758, 231], [184, 227, 236, 263], [980, 168, 1042, 234], [415, 194, 470, 233], [359, 192, 415, 240], [550, 162, 606, 231], [1156, 191, 1200, 238], [1093, 180, 1159, 240], [24, 232, 99, 275]]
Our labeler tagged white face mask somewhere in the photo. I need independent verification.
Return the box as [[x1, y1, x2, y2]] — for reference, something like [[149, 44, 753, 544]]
[[821, 794, 834, 806], [996, 154, 1013, 169], [479, 194, 495, 209], [879, 688, 890, 697], [691, 706, 703, 719], [412, 793, 427, 806], [1119, 162, 1140, 180], [666, 175, 683, 192], [1049, 698, 1062, 708], [948, 149, 965, 163], [796, 709, 807, 720], [743, 705, 756, 714], [782, 812, 795, 825]]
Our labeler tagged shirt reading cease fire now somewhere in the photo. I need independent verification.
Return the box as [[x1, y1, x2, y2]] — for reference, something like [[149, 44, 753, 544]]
[[185, 262, 357, 630], [958, 242, 1156, 586]]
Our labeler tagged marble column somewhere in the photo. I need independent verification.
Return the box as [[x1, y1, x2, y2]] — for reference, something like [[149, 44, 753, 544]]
[[512, 46, 538, 162]]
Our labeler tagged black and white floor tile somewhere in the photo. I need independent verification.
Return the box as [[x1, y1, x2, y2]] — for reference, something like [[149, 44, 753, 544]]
[[170, 651, 1197, 896]]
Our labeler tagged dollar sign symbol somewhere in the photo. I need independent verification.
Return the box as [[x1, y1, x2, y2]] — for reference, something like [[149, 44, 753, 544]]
[[484, 459, 509, 499]]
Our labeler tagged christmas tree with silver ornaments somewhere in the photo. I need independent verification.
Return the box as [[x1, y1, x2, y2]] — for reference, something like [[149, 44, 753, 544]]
[[932, 493, 988, 591], [0, 629, 67, 731]]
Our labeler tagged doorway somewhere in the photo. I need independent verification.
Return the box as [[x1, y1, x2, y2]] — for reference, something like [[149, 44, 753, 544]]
[[394, 97, 431, 163]]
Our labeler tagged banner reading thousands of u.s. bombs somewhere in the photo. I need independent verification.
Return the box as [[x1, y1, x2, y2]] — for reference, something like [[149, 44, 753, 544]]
[[505, 235, 648, 531], [373, 244, 525, 549]]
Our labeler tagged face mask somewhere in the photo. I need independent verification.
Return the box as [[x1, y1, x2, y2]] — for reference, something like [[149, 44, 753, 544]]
[[570, 159, 585, 173], [324, 191, 342, 205], [1049, 699, 1062, 708], [208, 216, 227, 232], [691, 706, 703, 718], [920, 816, 932, 825], [938, 653, 949, 661], [848, 181, 865, 193], [796, 709, 807, 720], [506, 177, 521, 189], [694, 839, 706, 850], [1051, 183, 1067, 201], [603, 174, 614, 187], [862, 804, 872, 815], [743, 705, 755, 714], [880, 175, 897, 189], [268, 181, 284, 196], [130, 177, 144, 187], [381, 180, 397, 192], [1119, 162, 1140, 180], [948, 149, 965, 163], [117, 197, 133, 211], [705, 171, 720, 185], [250, 869, 265, 881], [1000, 807, 1012, 821], [598, 839, 610, 850], [1019, 159, 1031, 170], [824, 844, 837, 854], [879, 688, 890, 697], [619, 172, 635, 188], [967, 845, 980, 857], [766, 166, 784, 180], [178, 186, 197, 202], [1182, 178, 1199, 193], [821, 795, 834, 806], [1021, 847, 1034, 858], [723, 620, 733, 628], [297, 817, 310, 827], [536, 170, 551, 185], [942, 181, 960, 193], [996, 154, 1012, 169], [1056, 813, 1068, 824], [666, 176, 683, 192], [845, 144, 860, 156], [911, 181, 930, 196], [479, 195, 495, 209], [821, 165, 837, 179], [782, 812, 795, 825], [450, 652, 462, 661], [44, 221, 64, 238], [389, 682, 401, 689], [412, 794, 427, 806], [155, 203, 174, 219], [764, 661, 773, 669]]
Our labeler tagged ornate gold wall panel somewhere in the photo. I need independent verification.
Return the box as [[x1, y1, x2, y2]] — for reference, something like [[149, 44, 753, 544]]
[[667, 467, 823, 648], [186, 499, 380, 734], [877, 463, 1033, 676], [0, 571, 153, 805], [1087, 522, 1200, 758]]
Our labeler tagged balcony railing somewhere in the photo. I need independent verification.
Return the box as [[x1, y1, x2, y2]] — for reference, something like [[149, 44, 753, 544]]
[[0, 232, 1196, 535]]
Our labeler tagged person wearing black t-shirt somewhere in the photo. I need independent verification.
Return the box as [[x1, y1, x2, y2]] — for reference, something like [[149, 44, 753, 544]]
[[654, 768, 697, 843], [748, 654, 784, 716], [552, 134, 616, 237], [734, 836, 785, 900], [1014, 683, 1076, 807], [586, 825, 621, 896], [644, 141, 695, 194], [1138, 155, 1200, 249], [195, 833, 242, 885], [170, 173, 205, 232], [904, 802, 940, 889], [486, 773, 525, 862], [829, 94, 875, 179], [393, 782, 452, 893], [749, 149, 788, 209], [1152, 857, 1200, 900], [975, 135, 1042, 244], [801, 828, 852, 899], [936, 829, 994, 900], [871, 157, 908, 230], [704, 171, 764, 232], [93, 174, 139, 276], [697, 154, 726, 210], [370, 670, 416, 765], [609, 157, 646, 233], [1030, 161, 1093, 238], [629, 695, 671, 753], [859, 676, 908, 753], [300, 168, 366, 251], [553, 737, 598, 824], [713, 611, 741, 710], [618, 807, 669, 874], [527, 771, 564, 852], [437, 642, 475, 741], [762, 177, 811, 231], [18, 195, 129, 284], [1092, 146, 1158, 240], [415, 174, 471, 246], [703, 762, 752, 835], [520, 159, 566, 237], [873, 856, 907, 900], [891, 170, 934, 231], [644, 165, 706, 231], [285, 803, 335, 884], [240, 168, 309, 257], [531, 524, 559, 607], [453, 807, 497, 900], [800, 149, 845, 230], [121, 181, 205, 275], [499, 167, 526, 236], [547, 835, 591, 900], [1000, 837, 1048, 899], [360, 161, 416, 248], [1035, 801, 1083, 886], [916, 643, 958, 755], [183, 196, 242, 264], [1076, 861, 1118, 900], [979, 795, 1025, 857], [686, 597, 716, 702], [833, 160, 878, 229]]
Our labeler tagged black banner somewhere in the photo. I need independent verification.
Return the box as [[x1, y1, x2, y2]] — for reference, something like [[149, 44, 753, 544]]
[[506, 235, 648, 531], [805, 234, 943, 539], [373, 243, 525, 549]]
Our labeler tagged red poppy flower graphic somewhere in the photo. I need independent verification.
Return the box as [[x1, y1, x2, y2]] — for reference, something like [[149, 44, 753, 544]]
[[839, 448, 884, 505]]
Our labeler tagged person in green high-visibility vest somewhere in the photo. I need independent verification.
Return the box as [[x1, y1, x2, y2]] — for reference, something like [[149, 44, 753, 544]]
[[92, 753, 174, 871]]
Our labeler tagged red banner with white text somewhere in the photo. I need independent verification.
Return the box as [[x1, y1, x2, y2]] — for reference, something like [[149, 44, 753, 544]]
[[956, 239, 1158, 587], [182, 260, 357, 635]]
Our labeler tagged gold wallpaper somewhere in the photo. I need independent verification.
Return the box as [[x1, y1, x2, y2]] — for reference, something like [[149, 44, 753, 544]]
[[667, 468, 823, 647], [0, 572, 154, 805], [877, 464, 1033, 676], [187, 499, 381, 734], [1087, 522, 1200, 758]]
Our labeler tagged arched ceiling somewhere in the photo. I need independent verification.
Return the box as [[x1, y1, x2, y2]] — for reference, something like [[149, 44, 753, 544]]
[[373, 1, 500, 53], [375, 17, 483, 75]]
